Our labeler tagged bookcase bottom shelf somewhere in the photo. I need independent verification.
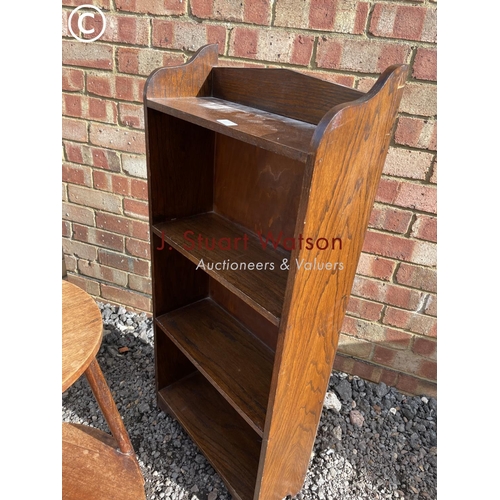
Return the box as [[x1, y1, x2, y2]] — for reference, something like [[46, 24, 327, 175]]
[[158, 372, 262, 500]]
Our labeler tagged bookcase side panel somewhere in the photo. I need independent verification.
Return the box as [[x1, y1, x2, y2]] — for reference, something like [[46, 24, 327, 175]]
[[256, 66, 408, 500]]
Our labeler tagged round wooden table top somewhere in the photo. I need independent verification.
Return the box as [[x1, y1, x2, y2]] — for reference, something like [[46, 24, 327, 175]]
[[62, 280, 103, 392]]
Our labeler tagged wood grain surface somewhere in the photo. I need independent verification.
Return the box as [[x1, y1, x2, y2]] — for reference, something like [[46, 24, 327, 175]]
[[153, 213, 288, 325], [156, 298, 274, 435], [62, 280, 103, 392], [256, 65, 408, 499], [62, 423, 145, 500], [147, 96, 315, 161], [159, 373, 261, 500]]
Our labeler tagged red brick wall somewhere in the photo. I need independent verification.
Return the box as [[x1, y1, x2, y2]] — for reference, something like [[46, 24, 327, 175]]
[[62, 0, 437, 397]]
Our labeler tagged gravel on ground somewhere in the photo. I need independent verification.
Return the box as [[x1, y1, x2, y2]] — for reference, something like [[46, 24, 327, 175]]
[[62, 303, 437, 500]]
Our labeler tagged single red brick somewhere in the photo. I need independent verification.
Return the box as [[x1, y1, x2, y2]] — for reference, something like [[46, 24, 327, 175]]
[[383, 307, 436, 336], [62, 220, 71, 238], [375, 178, 401, 204], [394, 182, 436, 213], [128, 274, 152, 294], [372, 345, 397, 366], [115, 0, 185, 15], [309, 0, 336, 30], [114, 175, 132, 196], [90, 123, 146, 154], [62, 163, 92, 186], [62, 41, 112, 70], [63, 202, 95, 226], [63, 239, 98, 261], [131, 179, 148, 200], [126, 238, 151, 259], [370, 4, 427, 42], [66, 274, 101, 297], [362, 231, 415, 262], [332, 354, 355, 375], [411, 214, 437, 242], [412, 337, 437, 359], [117, 47, 139, 74], [350, 359, 382, 383], [68, 184, 122, 214], [369, 204, 413, 234], [337, 333, 374, 359], [62, 68, 84, 92], [395, 263, 437, 293], [417, 360, 436, 381], [231, 27, 259, 58], [91, 147, 121, 172], [291, 35, 314, 66], [98, 249, 150, 276], [118, 103, 144, 129], [63, 94, 82, 118], [356, 253, 396, 281], [346, 296, 384, 322], [93, 170, 111, 191], [96, 212, 149, 240], [87, 74, 113, 98], [354, 2, 370, 34], [191, 0, 212, 18], [124, 198, 149, 220], [101, 283, 152, 312], [396, 373, 436, 398], [378, 367, 399, 388], [383, 328, 413, 349], [63, 117, 88, 142], [78, 260, 128, 287], [244, 0, 271, 24], [413, 48, 437, 81], [64, 142, 84, 164]]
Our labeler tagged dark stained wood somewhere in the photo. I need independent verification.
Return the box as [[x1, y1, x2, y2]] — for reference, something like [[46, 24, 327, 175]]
[[158, 373, 261, 500], [256, 65, 408, 499], [62, 280, 103, 392], [156, 298, 274, 435], [210, 279, 279, 352], [147, 97, 315, 162], [153, 213, 289, 326], [145, 44, 217, 99], [212, 67, 364, 125], [146, 110, 214, 225], [144, 43, 408, 500], [214, 135, 304, 242], [62, 423, 145, 500]]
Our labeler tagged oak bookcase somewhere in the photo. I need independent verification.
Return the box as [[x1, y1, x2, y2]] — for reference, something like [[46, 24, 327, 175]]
[[144, 44, 407, 500]]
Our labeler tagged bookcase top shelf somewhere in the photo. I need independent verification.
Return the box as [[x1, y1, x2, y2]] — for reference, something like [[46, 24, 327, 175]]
[[146, 96, 316, 162]]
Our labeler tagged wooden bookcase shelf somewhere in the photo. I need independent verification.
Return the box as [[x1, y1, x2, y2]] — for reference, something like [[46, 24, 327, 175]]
[[152, 213, 288, 325], [144, 44, 407, 500]]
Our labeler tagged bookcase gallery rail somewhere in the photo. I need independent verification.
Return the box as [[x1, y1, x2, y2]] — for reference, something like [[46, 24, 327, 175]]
[[144, 44, 407, 500]]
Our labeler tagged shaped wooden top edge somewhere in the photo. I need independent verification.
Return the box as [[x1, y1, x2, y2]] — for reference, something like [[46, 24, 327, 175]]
[[310, 64, 409, 149], [144, 44, 218, 100]]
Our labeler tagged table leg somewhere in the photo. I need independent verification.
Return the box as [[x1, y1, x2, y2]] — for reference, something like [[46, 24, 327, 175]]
[[85, 358, 135, 457]]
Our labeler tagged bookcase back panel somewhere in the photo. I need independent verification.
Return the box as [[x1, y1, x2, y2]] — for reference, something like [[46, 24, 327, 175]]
[[155, 328, 198, 392], [212, 67, 364, 125], [146, 109, 214, 224], [209, 279, 279, 352], [151, 234, 209, 317], [214, 134, 304, 252]]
